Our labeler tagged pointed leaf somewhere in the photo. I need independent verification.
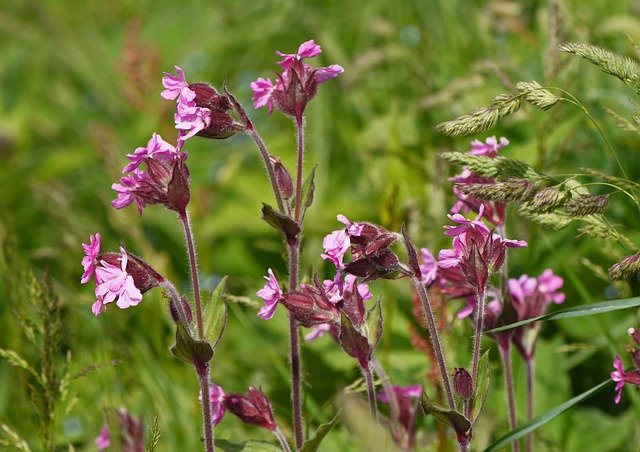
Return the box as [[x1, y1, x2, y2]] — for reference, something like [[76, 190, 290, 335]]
[[299, 164, 317, 223], [204, 276, 228, 348], [485, 296, 640, 334], [338, 311, 371, 368], [300, 411, 342, 452], [421, 391, 471, 436], [366, 297, 384, 352], [472, 349, 491, 423], [261, 203, 300, 244], [484, 378, 613, 451], [401, 224, 422, 279], [170, 322, 213, 365]]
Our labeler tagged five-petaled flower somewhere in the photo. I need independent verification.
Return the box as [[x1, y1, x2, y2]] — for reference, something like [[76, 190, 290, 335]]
[[162, 66, 241, 142], [611, 355, 626, 404], [200, 382, 227, 426], [250, 39, 344, 120], [256, 268, 283, 320], [81, 233, 101, 284], [112, 132, 190, 216], [94, 247, 143, 315]]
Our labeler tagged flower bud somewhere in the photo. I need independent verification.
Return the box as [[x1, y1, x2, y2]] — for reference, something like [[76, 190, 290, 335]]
[[225, 387, 276, 431], [454, 368, 474, 400], [270, 155, 293, 199], [281, 279, 339, 327], [167, 157, 191, 213]]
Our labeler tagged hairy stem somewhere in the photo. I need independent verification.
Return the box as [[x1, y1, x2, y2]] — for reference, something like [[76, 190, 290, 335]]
[[287, 240, 304, 449], [294, 116, 305, 222], [372, 359, 401, 439], [362, 363, 379, 421], [274, 427, 292, 452], [225, 87, 287, 214], [412, 277, 455, 410], [499, 344, 520, 452], [197, 364, 216, 452], [525, 357, 535, 452], [179, 211, 204, 340], [467, 286, 486, 419]]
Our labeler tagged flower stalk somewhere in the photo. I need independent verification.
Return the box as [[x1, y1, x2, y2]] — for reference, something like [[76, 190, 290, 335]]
[[411, 276, 455, 410], [498, 344, 520, 452], [467, 286, 486, 419], [362, 364, 379, 421]]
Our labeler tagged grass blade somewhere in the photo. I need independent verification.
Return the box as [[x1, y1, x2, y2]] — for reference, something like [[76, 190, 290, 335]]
[[484, 378, 612, 451], [485, 296, 640, 334]]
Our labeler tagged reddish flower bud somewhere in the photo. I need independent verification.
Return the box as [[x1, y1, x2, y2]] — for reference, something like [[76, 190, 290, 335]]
[[344, 249, 399, 281], [270, 155, 294, 199], [281, 279, 339, 327], [454, 368, 473, 400], [167, 158, 191, 213], [225, 387, 276, 431]]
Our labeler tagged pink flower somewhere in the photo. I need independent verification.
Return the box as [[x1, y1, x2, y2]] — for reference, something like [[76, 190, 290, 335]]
[[537, 269, 566, 304], [611, 355, 626, 404], [250, 77, 277, 112], [257, 269, 283, 320], [200, 382, 227, 426], [251, 39, 343, 118], [95, 425, 110, 450], [175, 97, 212, 141], [276, 39, 323, 69], [469, 136, 509, 157], [123, 133, 177, 173], [321, 229, 351, 269], [113, 133, 190, 215], [508, 269, 565, 322], [112, 170, 151, 216], [378, 385, 422, 437], [438, 207, 526, 291], [304, 323, 332, 342], [337, 214, 363, 236], [161, 65, 195, 102], [315, 64, 345, 83], [419, 248, 438, 285], [444, 205, 489, 237], [94, 247, 143, 315], [81, 233, 101, 284]]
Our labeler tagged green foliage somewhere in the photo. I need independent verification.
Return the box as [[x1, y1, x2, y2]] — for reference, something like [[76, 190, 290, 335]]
[[1, 0, 640, 450]]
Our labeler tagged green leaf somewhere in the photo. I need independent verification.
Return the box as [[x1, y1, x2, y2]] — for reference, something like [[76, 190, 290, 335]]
[[421, 391, 471, 436], [365, 297, 384, 352], [483, 378, 613, 452], [300, 411, 341, 452], [203, 276, 228, 348], [472, 349, 491, 423], [299, 164, 317, 223], [260, 203, 300, 244], [338, 311, 371, 368], [485, 296, 640, 334], [216, 439, 281, 451], [170, 323, 213, 366]]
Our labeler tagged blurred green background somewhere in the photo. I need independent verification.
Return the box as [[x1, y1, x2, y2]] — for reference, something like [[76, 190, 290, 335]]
[[2, 0, 640, 450]]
